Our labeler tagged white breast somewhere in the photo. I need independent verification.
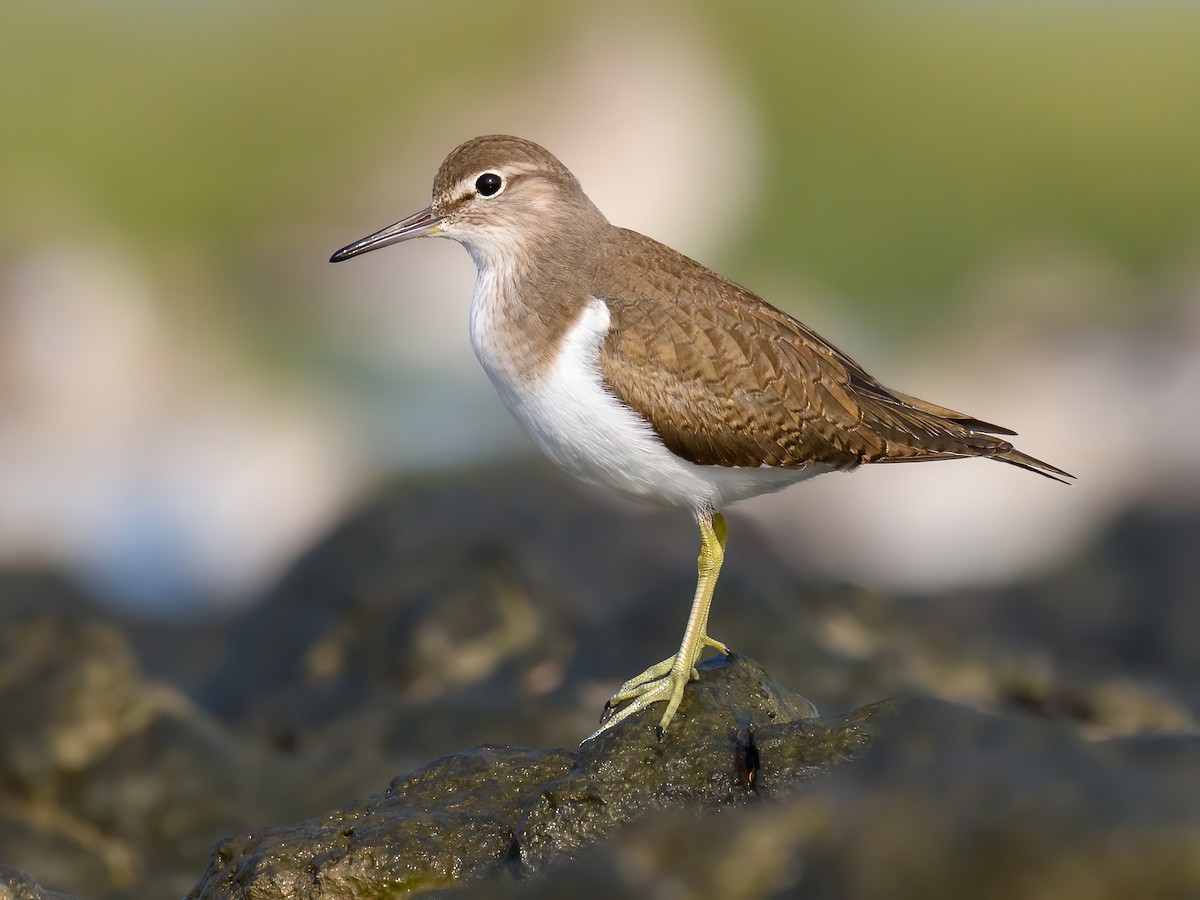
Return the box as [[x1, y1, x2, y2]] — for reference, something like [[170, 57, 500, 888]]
[[470, 284, 825, 512]]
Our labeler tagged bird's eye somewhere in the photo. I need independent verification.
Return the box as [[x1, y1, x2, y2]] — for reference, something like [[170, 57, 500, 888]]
[[475, 172, 504, 197]]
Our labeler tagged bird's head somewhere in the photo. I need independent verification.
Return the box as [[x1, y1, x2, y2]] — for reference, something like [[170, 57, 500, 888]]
[[330, 135, 606, 270]]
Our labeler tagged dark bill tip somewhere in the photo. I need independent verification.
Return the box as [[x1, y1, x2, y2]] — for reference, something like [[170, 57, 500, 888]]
[[329, 206, 442, 263]]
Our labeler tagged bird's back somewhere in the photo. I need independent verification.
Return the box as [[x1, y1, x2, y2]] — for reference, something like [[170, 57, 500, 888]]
[[593, 228, 1070, 482]]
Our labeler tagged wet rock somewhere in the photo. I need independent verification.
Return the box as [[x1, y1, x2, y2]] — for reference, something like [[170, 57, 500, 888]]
[[184, 655, 881, 899], [511, 656, 877, 875], [184, 747, 575, 899], [471, 698, 1200, 900]]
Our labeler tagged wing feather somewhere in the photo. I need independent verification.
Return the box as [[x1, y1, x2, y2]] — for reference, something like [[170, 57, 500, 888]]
[[592, 228, 1072, 483]]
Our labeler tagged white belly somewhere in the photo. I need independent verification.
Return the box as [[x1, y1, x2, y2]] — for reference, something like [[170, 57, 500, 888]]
[[470, 293, 826, 512]]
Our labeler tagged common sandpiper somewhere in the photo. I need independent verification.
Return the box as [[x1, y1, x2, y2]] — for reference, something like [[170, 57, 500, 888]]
[[330, 135, 1071, 740]]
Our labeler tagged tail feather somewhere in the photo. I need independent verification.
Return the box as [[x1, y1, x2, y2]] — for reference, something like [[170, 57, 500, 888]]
[[873, 444, 1075, 483], [887, 390, 1018, 436], [861, 390, 1074, 484], [991, 447, 1075, 484]]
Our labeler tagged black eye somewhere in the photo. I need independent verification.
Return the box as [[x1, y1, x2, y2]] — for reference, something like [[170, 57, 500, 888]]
[[475, 172, 503, 197]]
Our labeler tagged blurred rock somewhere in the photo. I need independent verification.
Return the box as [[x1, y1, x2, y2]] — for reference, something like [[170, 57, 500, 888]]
[[195, 463, 862, 792], [0, 462, 1197, 898], [0, 864, 79, 900], [0, 579, 305, 899]]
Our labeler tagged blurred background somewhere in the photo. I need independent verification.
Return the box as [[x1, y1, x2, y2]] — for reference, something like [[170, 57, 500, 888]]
[[2, 0, 1199, 615]]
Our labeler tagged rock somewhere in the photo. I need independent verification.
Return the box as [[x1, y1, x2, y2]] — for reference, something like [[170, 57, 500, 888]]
[[195, 464, 854, 767], [0, 864, 80, 900], [194, 467, 1200, 784], [466, 698, 1200, 900], [184, 747, 575, 899], [0, 599, 308, 900], [184, 655, 881, 899], [3, 464, 1199, 899]]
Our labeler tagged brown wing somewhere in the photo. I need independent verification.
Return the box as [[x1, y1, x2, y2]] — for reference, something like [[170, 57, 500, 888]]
[[594, 229, 1071, 482]]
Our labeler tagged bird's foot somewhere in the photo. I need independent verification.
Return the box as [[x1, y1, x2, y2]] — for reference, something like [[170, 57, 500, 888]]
[[585, 635, 731, 742], [606, 635, 730, 700], [587, 655, 690, 741]]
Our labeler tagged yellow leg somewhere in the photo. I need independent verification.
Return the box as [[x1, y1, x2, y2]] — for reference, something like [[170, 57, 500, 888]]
[[587, 511, 730, 741]]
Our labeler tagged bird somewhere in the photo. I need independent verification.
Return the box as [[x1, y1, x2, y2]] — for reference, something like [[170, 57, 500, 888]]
[[330, 134, 1072, 741]]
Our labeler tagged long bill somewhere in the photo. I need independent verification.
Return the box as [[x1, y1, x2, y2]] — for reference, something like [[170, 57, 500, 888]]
[[329, 206, 444, 262]]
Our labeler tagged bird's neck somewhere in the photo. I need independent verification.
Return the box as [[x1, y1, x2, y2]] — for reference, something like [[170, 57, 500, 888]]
[[467, 229, 602, 386]]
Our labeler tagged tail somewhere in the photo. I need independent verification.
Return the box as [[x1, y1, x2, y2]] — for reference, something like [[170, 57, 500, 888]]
[[988, 447, 1074, 484], [862, 391, 1075, 484]]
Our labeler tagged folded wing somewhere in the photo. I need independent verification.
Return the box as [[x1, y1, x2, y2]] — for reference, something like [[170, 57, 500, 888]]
[[595, 230, 1072, 483]]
